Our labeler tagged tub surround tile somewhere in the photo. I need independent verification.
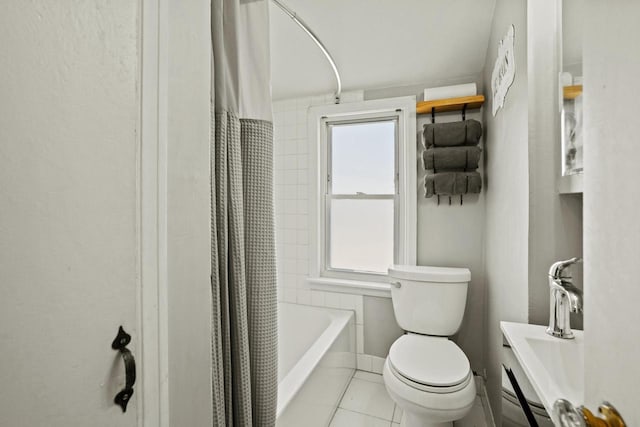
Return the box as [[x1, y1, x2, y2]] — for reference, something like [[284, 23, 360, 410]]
[[283, 274, 296, 288], [283, 288, 297, 303], [296, 229, 308, 244], [356, 325, 364, 354], [339, 378, 395, 421], [283, 229, 296, 244], [297, 170, 308, 185], [354, 297, 364, 325], [284, 109, 296, 125], [338, 293, 354, 310], [325, 292, 342, 309], [275, 93, 364, 298], [329, 409, 390, 427], [283, 259, 296, 273], [283, 237, 297, 254], [296, 289, 311, 305], [296, 260, 308, 275], [311, 290, 325, 307]]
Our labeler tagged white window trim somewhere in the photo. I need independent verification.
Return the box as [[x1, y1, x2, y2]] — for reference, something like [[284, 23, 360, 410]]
[[307, 96, 417, 296]]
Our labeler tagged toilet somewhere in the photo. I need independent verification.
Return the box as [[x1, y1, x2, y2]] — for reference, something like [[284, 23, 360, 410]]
[[382, 265, 476, 427]]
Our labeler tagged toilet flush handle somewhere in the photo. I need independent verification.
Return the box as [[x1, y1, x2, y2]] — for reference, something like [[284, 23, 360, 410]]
[[390, 281, 402, 288]]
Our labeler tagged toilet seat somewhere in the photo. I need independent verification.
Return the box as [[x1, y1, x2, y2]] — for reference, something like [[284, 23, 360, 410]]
[[383, 358, 476, 422], [388, 359, 473, 394], [388, 335, 472, 394]]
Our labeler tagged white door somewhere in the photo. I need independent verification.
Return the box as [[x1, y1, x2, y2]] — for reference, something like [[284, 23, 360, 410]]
[[0, 2, 143, 426], [582, 2, 640, 424]]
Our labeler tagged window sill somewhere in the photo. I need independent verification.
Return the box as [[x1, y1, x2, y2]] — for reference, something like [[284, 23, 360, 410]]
[[307, 277, 392, 298]]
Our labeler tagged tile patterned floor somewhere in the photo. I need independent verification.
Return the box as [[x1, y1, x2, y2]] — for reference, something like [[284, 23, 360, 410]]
[[329, 370, 488, 427]]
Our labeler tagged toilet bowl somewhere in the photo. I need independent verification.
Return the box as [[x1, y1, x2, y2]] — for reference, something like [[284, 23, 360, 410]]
[[383, 265, 475, 427]]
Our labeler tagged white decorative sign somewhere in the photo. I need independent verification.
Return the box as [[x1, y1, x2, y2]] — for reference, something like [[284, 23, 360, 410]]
[[491, 24, 516, 116]]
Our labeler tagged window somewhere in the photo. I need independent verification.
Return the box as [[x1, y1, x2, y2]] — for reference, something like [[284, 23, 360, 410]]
[[327, 119, 397, 274], [308, 97, 417, 291]]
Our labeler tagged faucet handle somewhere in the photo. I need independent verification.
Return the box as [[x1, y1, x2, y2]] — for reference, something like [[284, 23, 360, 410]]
[[549, 257, 583, 279]]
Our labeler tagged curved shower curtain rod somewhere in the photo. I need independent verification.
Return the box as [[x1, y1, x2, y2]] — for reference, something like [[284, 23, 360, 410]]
[[271, 0, 342, 103]]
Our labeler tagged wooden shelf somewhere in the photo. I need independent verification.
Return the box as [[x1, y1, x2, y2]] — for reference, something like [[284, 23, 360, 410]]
[[563, 85, 583, 100], [416, 95, 485, 115], [558, 173, 584, 194]]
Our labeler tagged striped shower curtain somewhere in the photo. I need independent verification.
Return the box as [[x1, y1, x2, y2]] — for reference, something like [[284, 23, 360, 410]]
[[211, 0, 277, 425]]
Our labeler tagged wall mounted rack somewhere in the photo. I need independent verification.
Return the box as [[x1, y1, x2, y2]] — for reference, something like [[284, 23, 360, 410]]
[[416, 95, 485, 116]]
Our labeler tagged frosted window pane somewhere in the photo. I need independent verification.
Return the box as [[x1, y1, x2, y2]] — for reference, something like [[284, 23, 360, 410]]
[[330, 121, 395, 194], [329, 199, 394, 273]]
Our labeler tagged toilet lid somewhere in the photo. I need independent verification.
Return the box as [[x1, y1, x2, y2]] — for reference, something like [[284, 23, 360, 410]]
[[388, 335, 470, 387]]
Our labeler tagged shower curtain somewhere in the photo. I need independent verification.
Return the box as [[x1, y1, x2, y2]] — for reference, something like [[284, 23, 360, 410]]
[[211, 0, 277, 425]]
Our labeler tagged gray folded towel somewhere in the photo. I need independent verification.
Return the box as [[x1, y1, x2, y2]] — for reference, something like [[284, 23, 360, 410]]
[[422, 146, 482, 171], [424, 171, 482, 198], [423, 119, 483, 148]]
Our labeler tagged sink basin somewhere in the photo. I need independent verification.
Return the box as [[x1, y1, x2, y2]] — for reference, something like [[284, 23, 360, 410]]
[[526, 336, 584, 403], [501, 322, 584, 417]]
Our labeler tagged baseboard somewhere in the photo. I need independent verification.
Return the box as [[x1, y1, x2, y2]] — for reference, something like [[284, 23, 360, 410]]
[[356, 354, 386, 374], [476, 375, 496, 427]]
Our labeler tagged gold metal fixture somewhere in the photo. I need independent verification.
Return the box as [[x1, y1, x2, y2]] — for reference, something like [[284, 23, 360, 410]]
[[554, 399, 627, 427], [580, 402, 626, 427]]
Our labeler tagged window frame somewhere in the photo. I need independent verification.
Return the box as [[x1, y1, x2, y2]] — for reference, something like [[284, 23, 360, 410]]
[[308, 97, 417, 294], [325, 115, 399, 276]]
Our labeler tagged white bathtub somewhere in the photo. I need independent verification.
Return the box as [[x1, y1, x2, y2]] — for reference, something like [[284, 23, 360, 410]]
[[276, 303, 355, 427]]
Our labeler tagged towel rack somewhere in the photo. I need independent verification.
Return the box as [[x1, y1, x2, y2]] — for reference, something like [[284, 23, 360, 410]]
[[422, 94, 484, 125], [416, 95, 485, 115], [431, 105, 466, 124], [422, 95, 485, 206]]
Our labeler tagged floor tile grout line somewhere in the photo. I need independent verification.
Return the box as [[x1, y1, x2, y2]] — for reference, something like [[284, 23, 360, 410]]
[[352, 375, 385, 384], [328, 369, 357, 425], [350, 377, 385, 385], [392, 403, 401, 423], [335, 372, 396, 424], [335, 406, 395, 423]]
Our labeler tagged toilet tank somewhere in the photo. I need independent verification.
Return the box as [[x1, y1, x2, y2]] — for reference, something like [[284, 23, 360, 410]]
[[388, 265, 471, 336]]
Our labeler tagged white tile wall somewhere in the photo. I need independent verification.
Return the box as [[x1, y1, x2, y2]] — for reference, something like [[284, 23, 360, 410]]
[[274, 91, 386, 372]]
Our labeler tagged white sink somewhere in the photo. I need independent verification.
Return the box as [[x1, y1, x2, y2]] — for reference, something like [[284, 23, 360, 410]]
[[501, 321, 584, 417]]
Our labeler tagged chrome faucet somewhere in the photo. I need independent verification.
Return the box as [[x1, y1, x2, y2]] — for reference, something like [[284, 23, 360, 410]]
[[546, 257, 583, 339]]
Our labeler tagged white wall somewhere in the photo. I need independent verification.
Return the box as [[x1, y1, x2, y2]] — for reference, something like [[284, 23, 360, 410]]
[[582, 2, 640, 423], [482, 0, 529, 419], [527, 0, 584, 329], [166, 0, 213, 425], [414, 108, 486, 373]]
